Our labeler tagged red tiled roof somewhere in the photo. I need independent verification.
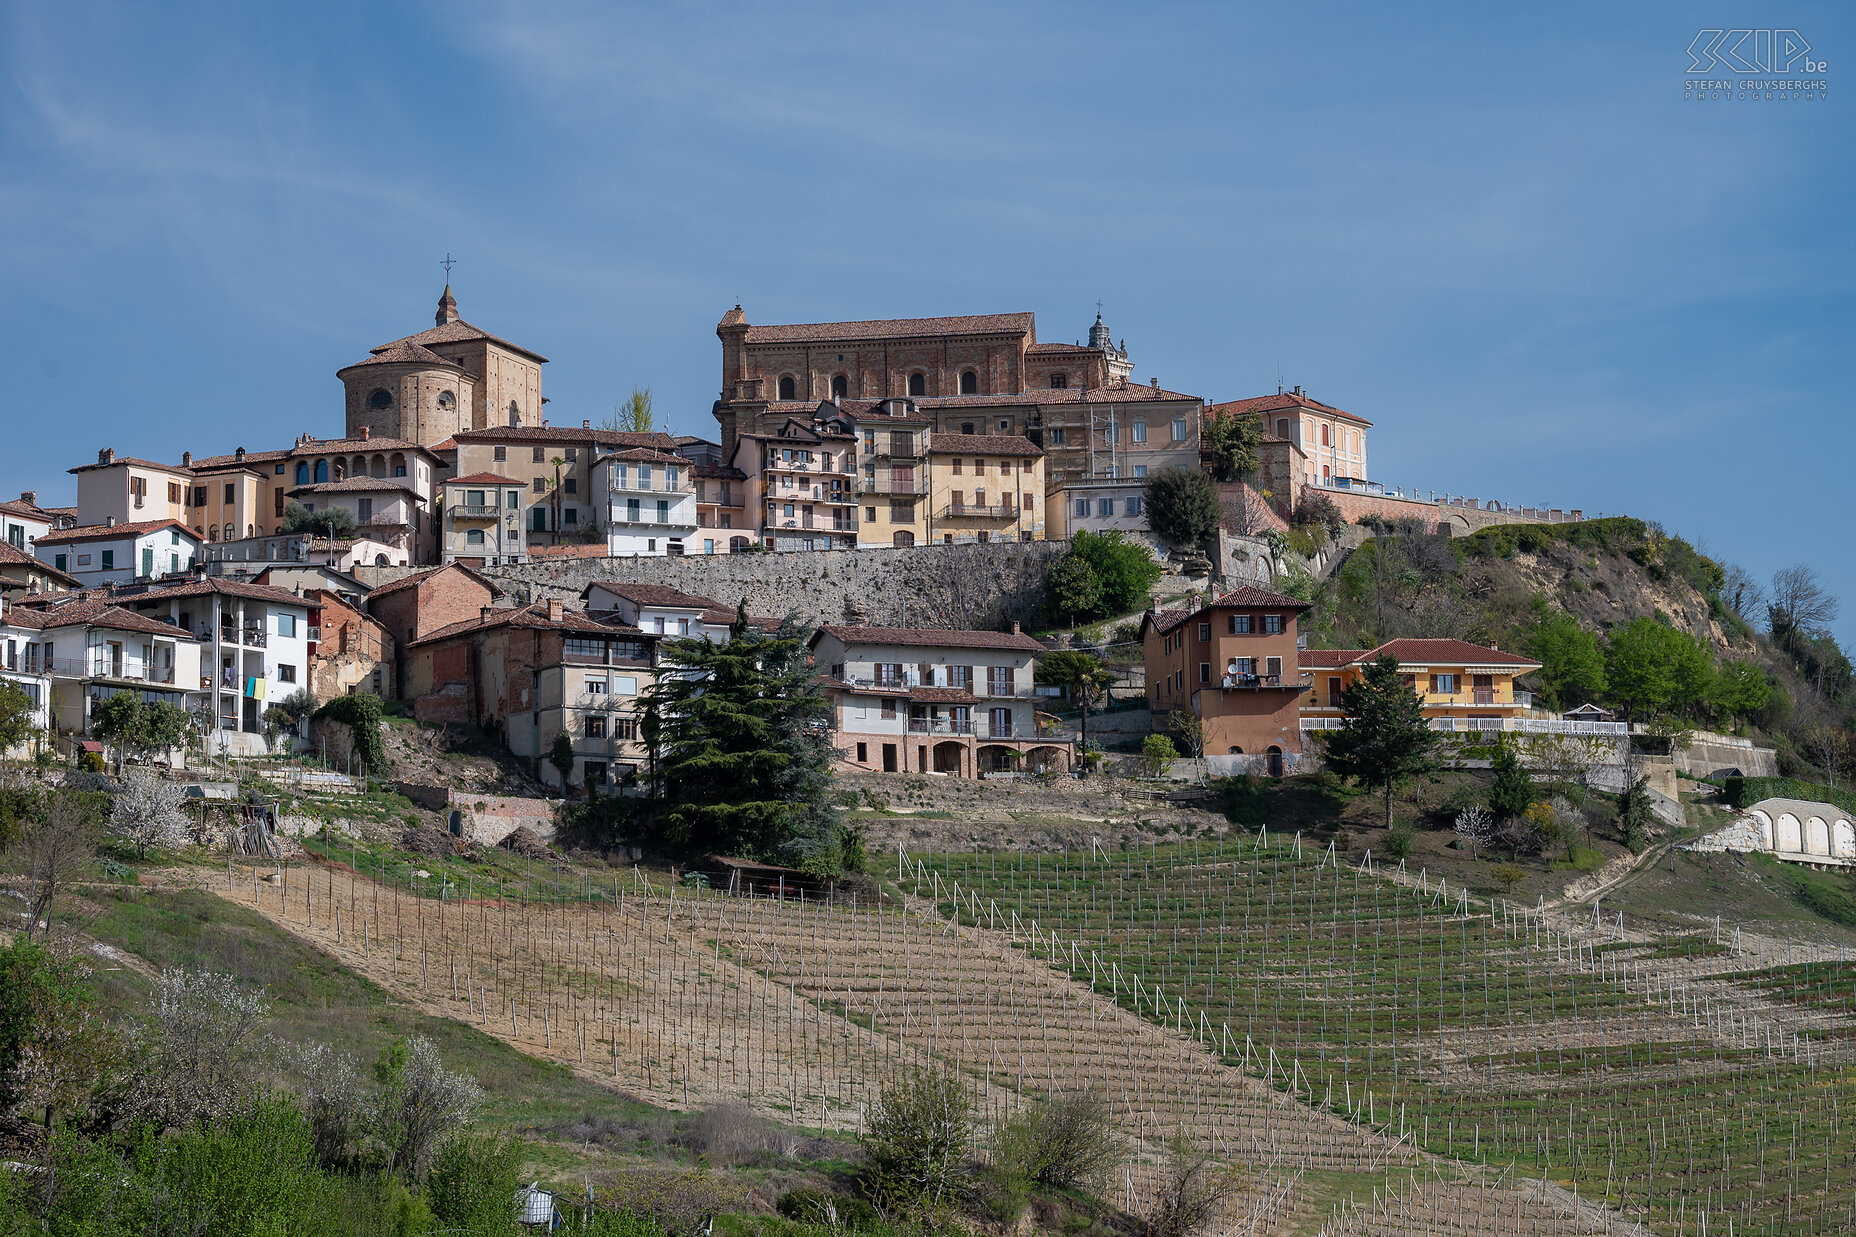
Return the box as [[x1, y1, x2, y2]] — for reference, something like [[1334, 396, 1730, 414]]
[[409, 602, 648, 648], [363, 563, 499, 600], [1210, 392, 1372, 428], [1207, 584, 1310, 610], [338, 340, 463, 372], [812, 624, 1046, 653], [67, 456, 190, 476], [930, 433, 1044, 457], [597, 447, 687, 465], [743, 312, 1034, 344], [187, 449, 289, 470], [428, 437, 458, 452], [0, 499, 55, 521], [447, 472, 523, 486], [693, 464, 747, 481], [127, 578, 310, 607], [287, 477, 419, 495], [583, 581, 722, 610], [1026, 341, 1096, 354], [34, 519, 198, 546], [0, 541, 74, 577], [1143, 608, 1191, 636], [909, 686, 980, 704], [1298, 640, 1542, 670], [378, 318, 549, 364]]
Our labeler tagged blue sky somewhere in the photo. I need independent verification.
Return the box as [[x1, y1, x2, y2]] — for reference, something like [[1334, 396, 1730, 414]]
[[2, 3, 1849, 643]]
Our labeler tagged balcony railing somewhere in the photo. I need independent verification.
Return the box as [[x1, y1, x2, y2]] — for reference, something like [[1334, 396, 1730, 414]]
[[943, 503, 1016, 519], [220, 627, 268, 648], [1418, 690, 1533, 708], [448, 504, 504, 519], [841, 674, 1033, 697], [607, 479, 690, 494], [903, 717, 1060, 741], [1302, 715, 1625, 736], [608, 511, 691, 528], [43, 656, 178, 685], [858, 476, 926, 496]]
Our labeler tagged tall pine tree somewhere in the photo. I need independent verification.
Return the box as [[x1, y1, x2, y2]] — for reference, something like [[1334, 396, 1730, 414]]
[[642, 604, 844, 871], [1322, 654, 1439, 831]]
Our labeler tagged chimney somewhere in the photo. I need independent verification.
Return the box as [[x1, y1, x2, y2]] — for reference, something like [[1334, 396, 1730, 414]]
[[18, 491, 34, 507], [235, 447, 246, 461], [105, 515, 116, 527], [1011, 621, 1021, 635], [1151, 377, 1158, 388], [99, 447, 114, 466], [547, 598, 564, 623], [181, 452, 192, 469], [582, 419, 591, 429], [481, 606, 497, 623], [360, 426, 371, 440]]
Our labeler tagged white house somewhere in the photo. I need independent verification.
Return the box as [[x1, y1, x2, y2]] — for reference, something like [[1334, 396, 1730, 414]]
[[284, 477, 428, 565], [34, 519, 202, 585], [596, 447, 699, 557], [1, 596, 206, 759], [111, 578, 315, 756], [807, 623, 1072, 778], [0, 493, 59, 556], [582, 581, 731, 641]]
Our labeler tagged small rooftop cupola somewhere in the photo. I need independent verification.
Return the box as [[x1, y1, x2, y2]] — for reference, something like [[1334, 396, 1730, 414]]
[[436, 284, 459, 327], [1088, 310, 1112, 350]]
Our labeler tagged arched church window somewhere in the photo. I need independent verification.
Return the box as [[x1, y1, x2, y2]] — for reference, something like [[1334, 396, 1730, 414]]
[[508, 401, 520, 427], [960, 370, 978, 394], [908, 372, 926, 397], [778, 375, 795, 400], [831, 374, 848, 399], [1049, 373, 1068, 389], [437, 390, 455, 411], [314, 461, 328, 484], [368, 389, 393, 410]]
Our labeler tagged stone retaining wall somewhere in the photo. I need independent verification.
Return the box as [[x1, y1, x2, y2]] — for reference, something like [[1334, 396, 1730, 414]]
[[358, 541, 1069, 630]]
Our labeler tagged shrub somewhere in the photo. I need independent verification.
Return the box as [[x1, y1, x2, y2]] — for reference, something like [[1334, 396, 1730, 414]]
[[1383, 821, 1413, 860], [861, 1066, 972, 1210], [995, 1087, 1118, 1190], [426, 1134, 521, 1233], [1492, 864, 1526, 893], [1142, 1147, 1240, 1237], [312, 692, 387, 772], [1141, 734, 1180, 778]]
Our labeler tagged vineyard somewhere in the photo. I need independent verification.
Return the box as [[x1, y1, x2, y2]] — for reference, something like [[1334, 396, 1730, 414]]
[[183, 844, 1629, 1237], [897, 834, 1856, 1236]]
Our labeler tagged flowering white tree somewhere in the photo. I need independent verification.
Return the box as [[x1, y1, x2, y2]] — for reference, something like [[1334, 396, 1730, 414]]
[[109, 768, 191, 857], [1453, 805, 1493, 857]]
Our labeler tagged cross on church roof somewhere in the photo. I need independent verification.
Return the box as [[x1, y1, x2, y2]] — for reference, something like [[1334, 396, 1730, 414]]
[[441, 253, 456, 279]]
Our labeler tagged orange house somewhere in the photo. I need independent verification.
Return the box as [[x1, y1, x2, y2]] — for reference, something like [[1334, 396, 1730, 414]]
[[1299, 638, 1543, 734], [1140, 585, 1310, 774]]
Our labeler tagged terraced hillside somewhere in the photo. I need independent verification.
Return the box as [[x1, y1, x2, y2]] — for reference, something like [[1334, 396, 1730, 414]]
[[189, 848, 1632, 1237], [900, 837, 1856, 1235]]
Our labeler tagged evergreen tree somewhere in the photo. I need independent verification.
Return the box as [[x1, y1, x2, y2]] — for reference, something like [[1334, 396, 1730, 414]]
[[1203, 412, 1264, 482], [1322, 654, 1438, 831], [643, 604, 842, 871], [1487, 737, 1536, 821], [1142, 466, 1221, 548], [1619, 775, 1653, 852]]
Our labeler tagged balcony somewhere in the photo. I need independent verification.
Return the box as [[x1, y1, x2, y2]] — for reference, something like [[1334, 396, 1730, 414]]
[[858, 476, 926, 496], [608, 510, 691, 528], [904, 717, 1056, 741], [841, 673, 1033, 697], [1422, 690, 1532, 709], [448, 504, 504, 519], [47, 656, 178, 686], [221, 627, 268, 648], [943, 503, 1017, 519], [607, 478, 689, 494]]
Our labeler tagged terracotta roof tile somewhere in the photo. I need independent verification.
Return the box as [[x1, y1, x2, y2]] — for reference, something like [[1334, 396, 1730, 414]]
[[813, 624, 1045, 653], [287, 477, 420, 495], [447, 472, 523, 486], [1297, 640, 1541, 670], [378, 318, 549, 364], [1207, 584, 1311, 610], [338, 340, 463, 372], [67, 456, 190, 476], [743, 313, 1034, 344], [409, 601, 649, 648], [451, 427, 676, 449], [127, 578, 310, 606], [583, 581, 722, 609], [597, 447, 688, 466], [1210, 392, 1372, 428], [929, 433, 1044, 457], [34, 519, 199, 546], [915, 382, 1201, 408]]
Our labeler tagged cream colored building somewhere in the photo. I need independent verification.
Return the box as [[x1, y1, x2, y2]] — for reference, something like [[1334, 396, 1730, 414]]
[[441, 473, 528, 565]]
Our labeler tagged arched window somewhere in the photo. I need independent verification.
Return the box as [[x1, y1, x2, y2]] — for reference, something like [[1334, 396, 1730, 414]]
[[368, 389, 393, 410], [1275, 418, 1289, 439], [314, 460, 328, 484], [831, 374, 848, 399], [960, 370, 978, 395], [1322, 465, 1330, 482], [333, 461, 346, 481], [351, 455, 366, 478], [777, 375, 795, 400], [729, 536, 749, 553], [375, 554, 389, 566], [207, 526, 219, 542], [1321, 423, 1330, 446], [1049, 373, 1068, 389], [295, 462, 309, 485], [908, 372, 926, 396], [508, 400, 520, 427], [466, 529, 485, 546], [1228, 746, 1243, 755], [438, 390, 455, 411], [892, 530, 915, 547]]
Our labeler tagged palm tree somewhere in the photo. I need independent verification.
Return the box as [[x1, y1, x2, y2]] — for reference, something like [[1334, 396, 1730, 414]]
[[1037, 650, 1113, 776]]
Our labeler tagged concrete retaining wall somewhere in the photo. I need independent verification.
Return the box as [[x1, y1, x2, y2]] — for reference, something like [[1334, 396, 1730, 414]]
[[1675, 730, 1780, 779]]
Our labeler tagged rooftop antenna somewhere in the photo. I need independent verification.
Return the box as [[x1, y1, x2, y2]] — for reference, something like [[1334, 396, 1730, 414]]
[[1276, 355, 1283, 395]]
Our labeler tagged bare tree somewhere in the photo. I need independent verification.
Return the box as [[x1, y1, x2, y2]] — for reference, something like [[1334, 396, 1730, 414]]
[[18, 795, 97, 938], [1721, 561, 1765, 621], [1142, 1147, 1243, 1237], [1166, 710, 1207, 782], [1770, 563, 1840, 653], [1800, 720, 1851, 788], [1221, 484, 1274, 538], [110, 768, 190, 858]]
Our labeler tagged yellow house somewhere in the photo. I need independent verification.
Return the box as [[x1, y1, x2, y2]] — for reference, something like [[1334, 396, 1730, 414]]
[[1299, 638, 1542, 732], [924, 433, 1046, 544]]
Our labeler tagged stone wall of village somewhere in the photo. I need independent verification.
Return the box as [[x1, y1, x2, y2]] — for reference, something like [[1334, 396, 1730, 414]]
[[359, 540, 1073, 630]]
